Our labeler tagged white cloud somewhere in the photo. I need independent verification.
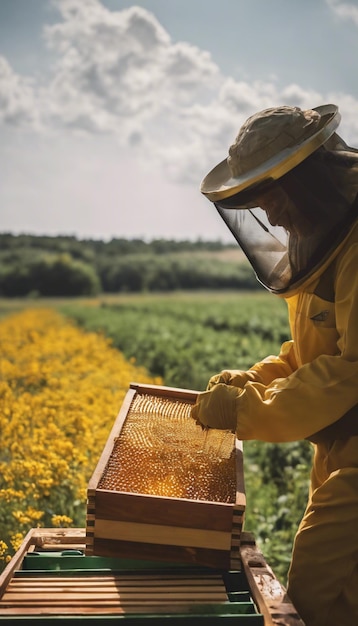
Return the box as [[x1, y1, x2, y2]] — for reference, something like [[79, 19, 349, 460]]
[[43, 1, 220, 131], [326, 0, 358, 26], [326, 92, 358, 145], [1, 0, 358, 242], [36, 0, 226, 182], [1, 0, 358, 189], [0, 56, 38, 127]]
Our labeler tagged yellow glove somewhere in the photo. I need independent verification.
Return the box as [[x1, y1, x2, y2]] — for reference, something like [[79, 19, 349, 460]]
[[191, 383, 243, 431], [207, 369, 255, 390]]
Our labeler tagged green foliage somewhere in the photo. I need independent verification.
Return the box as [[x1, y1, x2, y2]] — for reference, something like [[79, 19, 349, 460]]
[[0, 253, 100, 297], [0, 233, 236, 256], [61, 291, 313, 583], [0, 233, 260, 295], [97, 254, 258, 293], [243, 440, 312, 582]]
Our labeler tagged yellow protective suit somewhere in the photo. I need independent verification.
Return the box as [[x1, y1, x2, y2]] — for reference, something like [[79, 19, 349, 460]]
[[227, 222, 358, 443], [285, 220, 358, 626], [192, 218, 358, 625]]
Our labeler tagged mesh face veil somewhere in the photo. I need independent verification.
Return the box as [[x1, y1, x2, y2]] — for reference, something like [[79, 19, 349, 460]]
[[201, 106, 358, 294]]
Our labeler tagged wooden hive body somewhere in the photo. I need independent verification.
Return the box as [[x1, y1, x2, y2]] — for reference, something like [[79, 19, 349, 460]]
[[86, 383, 246, 570], [0, 528, 305, 624]]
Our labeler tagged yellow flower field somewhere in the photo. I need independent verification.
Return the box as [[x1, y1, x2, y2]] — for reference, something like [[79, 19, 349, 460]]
[[0, 308, 161, 566]]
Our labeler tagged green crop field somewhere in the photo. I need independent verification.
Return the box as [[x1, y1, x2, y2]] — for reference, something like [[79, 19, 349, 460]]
[[61, 290, 290, 390]]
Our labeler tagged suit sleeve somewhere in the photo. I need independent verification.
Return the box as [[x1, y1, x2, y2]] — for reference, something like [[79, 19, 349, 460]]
[[236, 242, 358, 442]]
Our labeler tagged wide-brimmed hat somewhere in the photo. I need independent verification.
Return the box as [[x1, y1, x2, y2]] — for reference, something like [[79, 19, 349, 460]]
[[201, 104, 340, 202]]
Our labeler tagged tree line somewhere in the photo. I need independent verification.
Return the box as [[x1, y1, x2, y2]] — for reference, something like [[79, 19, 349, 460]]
[[0, 233, 261, 297]]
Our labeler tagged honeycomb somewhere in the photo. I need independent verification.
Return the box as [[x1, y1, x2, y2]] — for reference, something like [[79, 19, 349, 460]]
[[98, 394, 237, 503]]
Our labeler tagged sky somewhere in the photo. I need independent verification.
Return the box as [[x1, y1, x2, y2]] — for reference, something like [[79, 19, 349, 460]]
[[1, 0, 358, 242]]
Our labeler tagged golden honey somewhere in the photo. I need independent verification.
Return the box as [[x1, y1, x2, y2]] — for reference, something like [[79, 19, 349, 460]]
[[98, 394, 236, 503]]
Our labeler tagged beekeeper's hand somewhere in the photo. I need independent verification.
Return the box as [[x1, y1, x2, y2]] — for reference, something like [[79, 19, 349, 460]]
[[191, 383, 243, 431], [207, 369, 255, 390]]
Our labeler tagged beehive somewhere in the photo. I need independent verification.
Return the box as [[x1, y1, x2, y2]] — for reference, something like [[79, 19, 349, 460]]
[[0, 528, 305, 624], [86, 383, 246, 569]]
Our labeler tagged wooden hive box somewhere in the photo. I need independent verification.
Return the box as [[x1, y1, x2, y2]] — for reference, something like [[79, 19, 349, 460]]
[[0, 528, 305, 624], [86, 383, 246, 570]]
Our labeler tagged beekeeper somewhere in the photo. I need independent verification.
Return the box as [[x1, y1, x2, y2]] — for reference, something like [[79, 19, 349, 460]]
[[191, 104, 358, 626]]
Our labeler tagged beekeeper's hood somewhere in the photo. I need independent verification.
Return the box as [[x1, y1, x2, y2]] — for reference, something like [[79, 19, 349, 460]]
[[201, 104, 358, 294]]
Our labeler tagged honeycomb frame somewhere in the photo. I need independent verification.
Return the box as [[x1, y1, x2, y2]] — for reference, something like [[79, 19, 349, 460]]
[[86, 383, 246, 570]]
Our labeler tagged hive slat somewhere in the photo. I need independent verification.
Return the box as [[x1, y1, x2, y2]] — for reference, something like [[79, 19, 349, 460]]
[[0, 529, 305, 624]]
